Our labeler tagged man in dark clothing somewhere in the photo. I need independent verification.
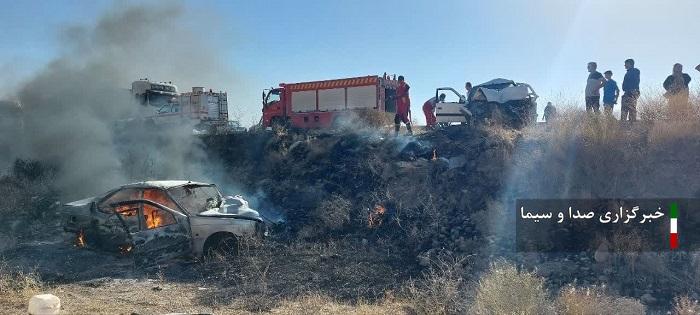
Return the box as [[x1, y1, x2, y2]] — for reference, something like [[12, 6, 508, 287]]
[[394, 75, 412, 135], [663, 63, 692, 119], [585, 62, 605, 114], [543, 102, 557, 123], [621, 59, 640, 122]]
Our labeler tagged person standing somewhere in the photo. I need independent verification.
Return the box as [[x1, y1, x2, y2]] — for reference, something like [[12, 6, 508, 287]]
[[585, 62, 605, 114], [663, 63, 692, 119], [543, 102, 557, 123], [395, 75, 412, 135], [422, 93, 445, 130], [465, 82, 473, 102], [621, 59, 640, 123], [602, 70, 620, 118]]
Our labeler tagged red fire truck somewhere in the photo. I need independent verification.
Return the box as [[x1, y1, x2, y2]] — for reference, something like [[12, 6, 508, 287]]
[[261, 75, 400, 129]]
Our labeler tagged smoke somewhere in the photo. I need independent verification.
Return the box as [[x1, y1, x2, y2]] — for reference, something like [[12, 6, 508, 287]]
[[6, 2, 236, 198]]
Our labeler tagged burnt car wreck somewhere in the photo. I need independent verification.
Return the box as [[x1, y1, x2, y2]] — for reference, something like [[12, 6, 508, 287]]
[[63, 181, 266, 262]]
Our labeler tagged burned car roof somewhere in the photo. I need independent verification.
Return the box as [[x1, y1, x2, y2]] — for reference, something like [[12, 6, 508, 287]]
[[120, 180, 212, 189]]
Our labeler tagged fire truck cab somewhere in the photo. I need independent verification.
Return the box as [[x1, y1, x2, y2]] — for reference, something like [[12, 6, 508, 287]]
[[131, 79, 179, 114]]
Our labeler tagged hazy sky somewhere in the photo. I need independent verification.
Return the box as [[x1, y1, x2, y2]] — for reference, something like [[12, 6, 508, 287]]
[[2, 0, 699, 125]]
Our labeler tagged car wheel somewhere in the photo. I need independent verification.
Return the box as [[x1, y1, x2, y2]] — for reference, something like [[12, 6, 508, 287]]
[[205, 233, 240, 259]]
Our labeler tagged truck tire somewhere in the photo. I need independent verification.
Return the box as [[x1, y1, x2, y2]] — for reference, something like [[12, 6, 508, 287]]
[[270, 117, 288, 131]]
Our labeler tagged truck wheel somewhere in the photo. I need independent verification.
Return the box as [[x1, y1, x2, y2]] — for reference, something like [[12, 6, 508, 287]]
[[271, 117, 288, 131]]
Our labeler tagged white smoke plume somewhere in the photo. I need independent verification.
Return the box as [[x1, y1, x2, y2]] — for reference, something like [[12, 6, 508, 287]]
[[5, 2, 236, 198]]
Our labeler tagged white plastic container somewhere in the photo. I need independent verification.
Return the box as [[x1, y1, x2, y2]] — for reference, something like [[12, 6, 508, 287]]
[[28, 294, 60, 315]]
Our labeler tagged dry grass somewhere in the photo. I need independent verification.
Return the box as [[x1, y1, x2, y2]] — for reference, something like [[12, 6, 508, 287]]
[[298, 194, 352, 239], [268, 293, 409, 315], [403, 253, 469, 315], [0, 260, 43, 312], [470, 261, 552, 315], [555, 285, 645, 315], [672, 295, 700, 315]]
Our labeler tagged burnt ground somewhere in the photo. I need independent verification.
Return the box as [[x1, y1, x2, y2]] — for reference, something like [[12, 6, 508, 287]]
[[1, 226, 417, 314], [3, 120, 700, 314]]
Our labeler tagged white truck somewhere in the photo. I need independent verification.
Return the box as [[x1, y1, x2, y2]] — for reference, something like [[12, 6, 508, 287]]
[[130, 79, 239, 134]]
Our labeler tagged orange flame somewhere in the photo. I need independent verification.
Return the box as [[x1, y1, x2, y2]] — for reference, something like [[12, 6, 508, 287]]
[[75, 229, 86, 248], [368, 205, 386, 228], [146, 214, 163, 229], [144, 204, 166, 229]]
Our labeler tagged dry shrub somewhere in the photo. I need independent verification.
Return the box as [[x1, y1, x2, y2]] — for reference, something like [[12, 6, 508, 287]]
[[556, 285, 645, 315], [270, 293, 408, 315], [471, 261, 551, 315], [672, 295, 700, 315], [355, 109, 395, 129], [0, 261, 43, 307], [298, 194, 352, 239], [0, 159, 57, 222], [404, 253, 469, 315], [315, 194, 352, 231], [196, 240, 276, 312], [638, 91, 668, 121], [648, 120, 700, 145]]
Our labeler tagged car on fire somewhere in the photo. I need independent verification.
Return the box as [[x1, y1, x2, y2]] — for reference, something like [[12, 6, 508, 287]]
[[63, 181, 266, 262]]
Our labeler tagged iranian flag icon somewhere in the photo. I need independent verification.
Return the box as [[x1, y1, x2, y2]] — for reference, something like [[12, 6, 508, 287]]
[[670, 203, 679, 250]]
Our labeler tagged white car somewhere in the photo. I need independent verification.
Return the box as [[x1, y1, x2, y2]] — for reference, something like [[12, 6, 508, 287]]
[[63, 181, 266, 263], [435, 79, 538, 128], [434, 87, 470, 126]]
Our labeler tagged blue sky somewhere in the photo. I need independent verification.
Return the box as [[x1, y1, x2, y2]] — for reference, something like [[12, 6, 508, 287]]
[[2, 0, 700, 125]]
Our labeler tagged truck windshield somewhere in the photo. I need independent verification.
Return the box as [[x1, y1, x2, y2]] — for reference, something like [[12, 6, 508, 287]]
[[167, 185, 222, 214], [265, 90, 281, 106], [146, 92, 177, 108]]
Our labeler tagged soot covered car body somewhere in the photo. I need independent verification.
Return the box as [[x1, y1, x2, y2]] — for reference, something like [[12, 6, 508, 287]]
[[63, 180, 265, 261]]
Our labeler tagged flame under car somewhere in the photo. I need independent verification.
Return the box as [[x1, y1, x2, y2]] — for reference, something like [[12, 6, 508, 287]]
[[63, 181, 266, 262]]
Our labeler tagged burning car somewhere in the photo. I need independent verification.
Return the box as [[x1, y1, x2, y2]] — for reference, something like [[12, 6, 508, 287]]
[[63, 181, 266, 262]]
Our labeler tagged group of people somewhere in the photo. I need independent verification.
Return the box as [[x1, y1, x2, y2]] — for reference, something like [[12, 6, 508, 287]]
[[577, 60, 699, 123], [583, 59, 641, 121], [395, 61, 700, 135]]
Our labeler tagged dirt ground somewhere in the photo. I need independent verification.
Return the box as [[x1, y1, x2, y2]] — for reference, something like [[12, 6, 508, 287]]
[[0, 233, 417, 315]]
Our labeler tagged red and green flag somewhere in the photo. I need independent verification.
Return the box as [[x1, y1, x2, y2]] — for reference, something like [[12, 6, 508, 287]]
[[670, 202, 679, 250]]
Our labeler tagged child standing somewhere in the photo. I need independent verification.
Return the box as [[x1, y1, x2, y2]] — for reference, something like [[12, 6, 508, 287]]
[[603, 70, 620, 117]]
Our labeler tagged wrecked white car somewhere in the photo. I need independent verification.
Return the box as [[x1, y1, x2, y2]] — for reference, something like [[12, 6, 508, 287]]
[[63, 181, 266, 262]]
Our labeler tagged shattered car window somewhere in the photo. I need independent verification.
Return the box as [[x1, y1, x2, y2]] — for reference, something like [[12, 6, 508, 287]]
[[143, 188, 181, 212], [143, 204, 176, 229], [167, 185, 221, 214], [99, 188, 141, 213], [115, 204, 140, 233]]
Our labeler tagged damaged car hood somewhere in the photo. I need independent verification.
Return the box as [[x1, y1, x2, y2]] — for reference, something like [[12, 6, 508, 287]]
[[64, 196, 97, 207], [197, 207, 262, 221]]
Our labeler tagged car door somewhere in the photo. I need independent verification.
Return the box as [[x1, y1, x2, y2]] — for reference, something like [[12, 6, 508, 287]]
[[93, 188, 141, 252], [434, 87, 469, 124], [112, 199, 192, 264]]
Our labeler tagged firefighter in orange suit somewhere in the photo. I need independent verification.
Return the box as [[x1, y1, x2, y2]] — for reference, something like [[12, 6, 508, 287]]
[[395, 75, 412, 135], [423, 93, 445, 129]]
